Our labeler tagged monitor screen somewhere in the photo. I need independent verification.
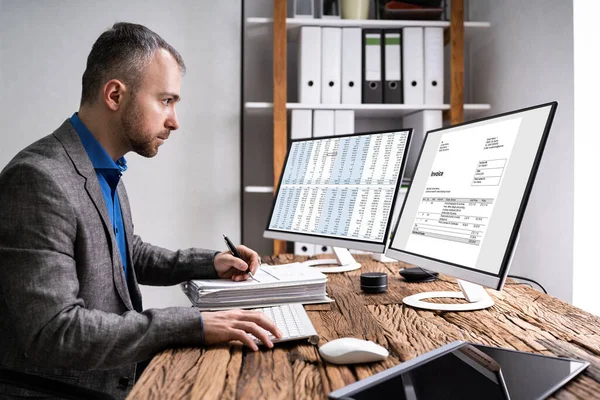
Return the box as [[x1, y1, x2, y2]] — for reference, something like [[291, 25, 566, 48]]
[[264, 129, 412, 253], [386, 103, 557, 289]]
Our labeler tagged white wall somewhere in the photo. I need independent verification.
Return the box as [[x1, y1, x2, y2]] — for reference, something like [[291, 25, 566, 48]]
[[573, 0, 600, 316], [0, 0, 241, 309], [468, 0, 574, 303]]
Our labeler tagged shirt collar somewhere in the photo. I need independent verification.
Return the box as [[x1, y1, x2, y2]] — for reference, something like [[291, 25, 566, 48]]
[[70, 112, 127, 173]]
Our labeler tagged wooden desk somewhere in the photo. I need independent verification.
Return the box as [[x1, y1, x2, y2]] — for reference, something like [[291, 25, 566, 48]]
[[128, 255, 600, 399]]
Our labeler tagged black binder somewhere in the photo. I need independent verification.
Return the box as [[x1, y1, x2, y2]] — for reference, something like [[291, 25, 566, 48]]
[[362, 29, 383, 104], [383, 29, 403, 103]]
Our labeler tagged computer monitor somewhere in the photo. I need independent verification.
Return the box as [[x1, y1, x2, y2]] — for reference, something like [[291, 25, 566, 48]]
[[264, 129, 412, 273], [386, 102, 557, 311]]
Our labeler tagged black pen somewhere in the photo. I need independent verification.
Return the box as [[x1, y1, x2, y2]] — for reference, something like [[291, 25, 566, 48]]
[[223, 234, 259, 282]]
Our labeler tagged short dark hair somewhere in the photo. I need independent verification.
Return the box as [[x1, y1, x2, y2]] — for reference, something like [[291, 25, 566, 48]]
[[80, 22, 186, 105]]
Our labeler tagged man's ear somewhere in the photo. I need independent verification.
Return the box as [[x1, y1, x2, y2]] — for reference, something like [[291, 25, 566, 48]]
[[103, 79, 127, 111]]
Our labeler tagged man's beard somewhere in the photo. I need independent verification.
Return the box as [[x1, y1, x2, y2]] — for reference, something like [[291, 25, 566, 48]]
[[120, 99, 168, 158]]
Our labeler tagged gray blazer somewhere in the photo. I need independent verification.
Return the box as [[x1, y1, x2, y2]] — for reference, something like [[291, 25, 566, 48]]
[[0, 120, 219, 399]]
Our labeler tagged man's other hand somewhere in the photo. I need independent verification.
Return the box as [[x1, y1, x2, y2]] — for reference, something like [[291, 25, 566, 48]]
[[201, 309, 283, 351]]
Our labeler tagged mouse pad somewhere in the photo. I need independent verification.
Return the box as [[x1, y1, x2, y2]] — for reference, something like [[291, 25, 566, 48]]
[[328, 341, 589, 400]]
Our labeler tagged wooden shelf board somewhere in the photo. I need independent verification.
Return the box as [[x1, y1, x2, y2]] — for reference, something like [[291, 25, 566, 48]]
[[246, 18, 489, 41], [245, 102, 491, 118], [246, 17, 489, 29]]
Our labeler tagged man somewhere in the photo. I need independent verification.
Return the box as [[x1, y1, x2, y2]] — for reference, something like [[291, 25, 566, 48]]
[[0, 22, 280, 399]]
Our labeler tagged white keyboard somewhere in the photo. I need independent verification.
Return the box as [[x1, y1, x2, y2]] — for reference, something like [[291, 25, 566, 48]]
[[249, 303, 319, 346]]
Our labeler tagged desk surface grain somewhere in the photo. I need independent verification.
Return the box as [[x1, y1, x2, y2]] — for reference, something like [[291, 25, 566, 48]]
[[128, 255, 600, 400]]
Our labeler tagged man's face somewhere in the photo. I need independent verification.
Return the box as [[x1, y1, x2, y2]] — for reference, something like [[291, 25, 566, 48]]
[[120, 48, 182, 158]]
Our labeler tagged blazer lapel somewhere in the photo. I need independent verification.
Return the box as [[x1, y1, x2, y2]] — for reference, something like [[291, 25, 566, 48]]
[[53, 120, 134, 311], [117, 182, 143, 312]]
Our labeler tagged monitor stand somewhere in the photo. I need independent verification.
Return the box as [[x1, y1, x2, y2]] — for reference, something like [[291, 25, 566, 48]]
[[371, 252, 397, 262], [402, 279, 495, 311], [302, 247, 361, 273], [401, 233, 519, 311]]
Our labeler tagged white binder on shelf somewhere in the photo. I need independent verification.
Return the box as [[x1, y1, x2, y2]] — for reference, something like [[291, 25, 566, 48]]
[[402, 110, 442, 180], [334, 110, 355, 135], [321, 27, 342, 104], [313, 108, 350, 255], [362, 29, 383, 103], [341, 27, 362, 104], [313, 110, 335, 137], [424, 27, 444, 105], [291, 110, 312, 140], [294, 242, 316, 256], [291, 109, 316, 256], [315, 244, 332, 255], [383, 30, 402, 103], [299, 27, 322, 104], [402, 27, 424, 105]]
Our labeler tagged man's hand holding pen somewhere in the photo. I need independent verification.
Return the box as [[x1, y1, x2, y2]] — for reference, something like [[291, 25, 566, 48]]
[[214, 235, 261, 282], [206, 237, 281, 351]]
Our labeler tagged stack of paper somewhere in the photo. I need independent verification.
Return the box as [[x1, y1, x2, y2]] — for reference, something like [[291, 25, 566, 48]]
[[181, 263, 333, 311]]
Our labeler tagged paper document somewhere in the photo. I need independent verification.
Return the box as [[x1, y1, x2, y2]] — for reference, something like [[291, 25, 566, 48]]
[[182, 263, 331, 310], [190, 263, 326, 290]]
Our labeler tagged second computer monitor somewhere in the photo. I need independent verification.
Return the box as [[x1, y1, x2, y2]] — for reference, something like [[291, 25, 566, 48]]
[[264, 129, 412, 269], [386, 102, 557, 310]]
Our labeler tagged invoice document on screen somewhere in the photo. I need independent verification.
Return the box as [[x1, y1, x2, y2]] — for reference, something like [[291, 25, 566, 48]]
[[404, 117, 522, 269]]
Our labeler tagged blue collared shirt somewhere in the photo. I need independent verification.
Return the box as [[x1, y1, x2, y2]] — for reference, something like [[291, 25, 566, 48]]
[[70, 113, 129, 281]]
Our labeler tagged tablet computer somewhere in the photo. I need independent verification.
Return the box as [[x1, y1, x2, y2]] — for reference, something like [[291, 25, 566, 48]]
[[329, 340, 589, 400]]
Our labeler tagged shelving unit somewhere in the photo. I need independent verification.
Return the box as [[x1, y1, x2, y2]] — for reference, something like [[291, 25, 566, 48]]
[[245, 0, 487, 255]]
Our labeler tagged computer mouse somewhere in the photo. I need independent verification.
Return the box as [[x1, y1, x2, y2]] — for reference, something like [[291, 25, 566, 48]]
[[318, 337, 389, 364], [399, 267, 439, 282]]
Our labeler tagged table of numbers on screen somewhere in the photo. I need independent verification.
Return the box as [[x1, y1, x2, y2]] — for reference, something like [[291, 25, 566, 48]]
[[269, 131, 408, 242]]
